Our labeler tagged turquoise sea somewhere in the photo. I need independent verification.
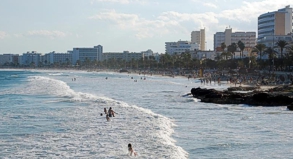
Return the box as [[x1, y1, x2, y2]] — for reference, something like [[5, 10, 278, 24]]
[[1, 69, 293, 158]]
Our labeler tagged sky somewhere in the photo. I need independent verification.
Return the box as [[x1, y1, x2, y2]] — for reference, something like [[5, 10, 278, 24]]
[[0, 0, 292, 54]]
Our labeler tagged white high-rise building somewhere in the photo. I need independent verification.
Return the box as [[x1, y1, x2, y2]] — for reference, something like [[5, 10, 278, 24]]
[[71, 45, 103, 65], [0, 54, 13, 65], [214, 28, 256, 50], [165, 41, 199, 55], [191, 28, 206, 50], [21, 51, 42, 66], [43, 51, 72, 65], [102, 51, 143, 61], [258, 5, 293, 42]]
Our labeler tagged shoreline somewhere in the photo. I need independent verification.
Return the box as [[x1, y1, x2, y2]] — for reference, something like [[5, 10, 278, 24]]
[[2, 67, 293, 91]]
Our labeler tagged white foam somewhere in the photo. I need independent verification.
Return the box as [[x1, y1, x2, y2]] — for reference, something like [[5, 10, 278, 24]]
[[1, 75, 188, 158], [48, 73, 63, 76]]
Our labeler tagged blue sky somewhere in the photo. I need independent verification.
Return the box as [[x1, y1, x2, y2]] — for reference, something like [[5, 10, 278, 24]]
[[0, 0, 292, 54]]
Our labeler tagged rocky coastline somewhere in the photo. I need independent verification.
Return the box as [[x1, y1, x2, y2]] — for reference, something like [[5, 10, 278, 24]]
[[190, 85, 293, 107]]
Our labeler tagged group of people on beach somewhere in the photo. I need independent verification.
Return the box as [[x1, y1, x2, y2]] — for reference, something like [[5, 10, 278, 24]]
[[102, 107, 137, 156]]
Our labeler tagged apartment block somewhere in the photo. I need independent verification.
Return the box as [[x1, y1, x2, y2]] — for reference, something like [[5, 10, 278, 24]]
[[165, 41, 199, 55], [191, 28, 206, 50], [258, 5, 293, 42], [214, 28, 256, 51]]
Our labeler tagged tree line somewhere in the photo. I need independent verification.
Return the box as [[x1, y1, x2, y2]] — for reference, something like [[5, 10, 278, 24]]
[[2, 40, 293, 71]]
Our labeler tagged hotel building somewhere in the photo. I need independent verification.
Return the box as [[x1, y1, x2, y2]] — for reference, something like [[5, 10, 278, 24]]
[[214, 28, 256, 51], [191, 28, 206, 50], [257, 5, 293, 49], [71, 45, 103, 65], [102, 51, 143, 62], [0, 54, 13, 65], [258, 5, 293, 42], [20, 51, 42, 66], [43, 51, 72, 65], [165, 41, 199, 55]]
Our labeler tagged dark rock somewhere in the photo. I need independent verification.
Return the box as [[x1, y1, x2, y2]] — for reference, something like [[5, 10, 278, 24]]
[[287, 103, 293, 110], [191, 87, 217, 98], [205, 92, 222, 98], [190, 87, 293, 107], [252, 93, 269, 102], [227, 87, 256, 91]]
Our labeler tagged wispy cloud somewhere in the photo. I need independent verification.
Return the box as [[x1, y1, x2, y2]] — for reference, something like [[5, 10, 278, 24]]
[[203, 2, 218, 8], [0, 31, 8, 39], [25, 30, 67, 39], [89, 10, 219, 39], [90, 0, 148, 4], [92, 0, 130, 4], [89, 0, 291, 50], [218, 0, 292, 22]]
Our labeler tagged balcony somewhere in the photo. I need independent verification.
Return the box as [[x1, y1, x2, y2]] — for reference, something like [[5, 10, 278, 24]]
[[258, 28, 274, 34], [258, 22, 275, 29], [258, 17, 274, 24]]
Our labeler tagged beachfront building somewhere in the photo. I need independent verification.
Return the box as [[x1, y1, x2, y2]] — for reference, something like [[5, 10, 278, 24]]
[[20, 51, 42, 66], [141, 49, 153, 57], [0, 54, 13, 65], [258, 34, 293, 48], [214, 28, 256, 51], [141, 49, 161, 62], [43, 51, 72, 66], [191, 50, 216, 60], [191, 28, 206, 51], [102, 51, 143, 62], [165, 41, 199, 55], [152, 52, 161, 62], [259, 34, 293, 59], [258, 5, 293, 44], [71, 45, 103, 65]]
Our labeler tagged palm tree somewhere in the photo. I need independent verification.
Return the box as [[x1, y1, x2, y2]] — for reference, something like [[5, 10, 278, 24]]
[[286, 44, 293, 57], [254, 43, 266, 60], [276, 40, 288, 58], [275, 40, 288, 70], [227, 43, 237, 59], [220, 51, 233, 60], [221, 42, 226, 51], [215, 54, 221, 61], [237, 41, 245, 59], [285, 44, 293, 70], [263, 47, 278, 71], [181, 52, 191, 69]]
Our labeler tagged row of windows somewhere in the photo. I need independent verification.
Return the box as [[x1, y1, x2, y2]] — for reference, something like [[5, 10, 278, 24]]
[[258, 14, 274, 20], [258, 30, 274, 35], [258, 25, 274, 30], [231, 39, 256, 41], [258, 20, 274, 25]]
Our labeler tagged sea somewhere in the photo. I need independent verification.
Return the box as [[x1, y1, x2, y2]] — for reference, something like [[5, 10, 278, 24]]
[[0, 69, 293, 159]]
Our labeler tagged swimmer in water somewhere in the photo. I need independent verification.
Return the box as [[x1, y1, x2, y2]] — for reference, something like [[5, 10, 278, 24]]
[[106, 114, 110, 121], [128, 143, 137, 156], [108, 107, 116, 117]]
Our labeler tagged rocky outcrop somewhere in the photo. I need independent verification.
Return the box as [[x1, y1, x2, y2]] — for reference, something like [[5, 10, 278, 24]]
[[287, 104, 293, 110], [227, 87, 257, 91], [190, 87, 293, 106]]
